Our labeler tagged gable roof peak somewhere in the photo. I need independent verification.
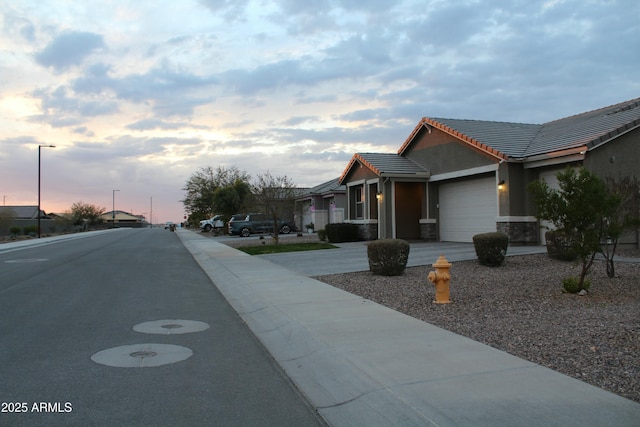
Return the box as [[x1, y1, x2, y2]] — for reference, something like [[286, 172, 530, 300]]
[[398, 117, 518, 159], [338, 152, 429, 184]]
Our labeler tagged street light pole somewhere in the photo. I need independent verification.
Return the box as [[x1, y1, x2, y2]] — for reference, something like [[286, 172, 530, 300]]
[[112, 189, 120, 228], [38, 144, 55, 238]]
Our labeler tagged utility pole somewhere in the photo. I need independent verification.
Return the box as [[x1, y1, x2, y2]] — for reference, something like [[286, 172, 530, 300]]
[[112, 189, 120, 228], [38, 144, 55, 238]]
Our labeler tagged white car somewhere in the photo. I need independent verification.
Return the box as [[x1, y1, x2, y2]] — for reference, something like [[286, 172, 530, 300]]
[[199, 215, 224, 232]]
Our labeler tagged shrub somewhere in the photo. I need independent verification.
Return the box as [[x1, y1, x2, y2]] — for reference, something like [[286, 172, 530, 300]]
[[562, 276, 591, 293], [367, 239, 410, 276], [325, 223, 359, 243], [23, 225, 38, 236], [10, 226, 21, 235], [473, 232, 509, 267], [317, 229, 327, 241], [545, 230, 578, 261]]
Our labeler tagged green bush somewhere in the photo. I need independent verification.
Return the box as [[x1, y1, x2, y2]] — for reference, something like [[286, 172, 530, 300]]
[[562, 276, 591, 293], [325, 223, 359, 243], [10, 226, 21, 235], [472, 232, 509, 267], [545, 230, 578, 261], [367, 239, 410, 276], [317, 229, 327, 241], [23, 225, 38, 236]]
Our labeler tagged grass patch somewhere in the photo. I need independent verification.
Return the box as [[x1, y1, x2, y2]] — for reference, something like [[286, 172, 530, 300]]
[[239, 242, 338, 255]]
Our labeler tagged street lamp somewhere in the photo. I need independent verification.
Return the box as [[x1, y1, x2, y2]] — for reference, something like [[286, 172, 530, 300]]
[[112, 189, 120, 228], [38, 144, 55, 238]]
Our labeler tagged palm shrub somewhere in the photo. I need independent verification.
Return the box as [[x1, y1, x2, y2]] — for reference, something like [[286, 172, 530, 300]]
[[473, 232, 509, 267], [367, 239, 410, 276]]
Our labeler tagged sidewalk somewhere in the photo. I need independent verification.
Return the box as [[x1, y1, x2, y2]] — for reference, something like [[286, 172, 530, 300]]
[[177, 229, 640, 426]]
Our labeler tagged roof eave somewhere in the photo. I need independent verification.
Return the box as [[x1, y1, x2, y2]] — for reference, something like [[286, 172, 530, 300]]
[[586, 120, 640, 149], [380, 172, 430, 178], [522, 146, 587, 169], [397, 118, 429, 155], [398, 117, 509, 161], [338, 153, 383, 185]]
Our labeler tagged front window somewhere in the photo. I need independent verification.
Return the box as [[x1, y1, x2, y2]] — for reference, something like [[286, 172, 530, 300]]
[[349, 184, 365, 219], [355, 186, 364, 219]]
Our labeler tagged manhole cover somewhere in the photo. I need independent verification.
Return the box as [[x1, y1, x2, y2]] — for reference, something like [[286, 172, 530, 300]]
[[91, 344, 192, 368], [133, 319, 209, 335]]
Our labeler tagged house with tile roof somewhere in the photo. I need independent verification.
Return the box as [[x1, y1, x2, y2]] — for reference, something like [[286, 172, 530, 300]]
[[338, 97, 640, 244], [295, 178, 347, 232], [101, 210, 147, 227], [0, 205, 59, 235], [0, 205, 45, 220]]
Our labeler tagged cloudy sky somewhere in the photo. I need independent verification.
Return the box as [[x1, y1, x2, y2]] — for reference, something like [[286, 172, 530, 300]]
[[1, 0, 638, 223]]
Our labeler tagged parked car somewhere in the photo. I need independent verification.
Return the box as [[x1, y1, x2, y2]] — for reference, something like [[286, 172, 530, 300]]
[[228, 213, 295, 237], [199, 215, 224, 232]]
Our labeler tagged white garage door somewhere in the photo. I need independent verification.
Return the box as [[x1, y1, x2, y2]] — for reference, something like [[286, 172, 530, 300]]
[[439, 176, 497, 242]]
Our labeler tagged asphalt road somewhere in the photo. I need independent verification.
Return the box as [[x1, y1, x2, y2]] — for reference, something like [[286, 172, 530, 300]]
[[0, 228, 326, 426]]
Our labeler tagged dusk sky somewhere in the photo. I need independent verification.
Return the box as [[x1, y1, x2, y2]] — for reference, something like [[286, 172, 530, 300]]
[[1, 0, 638, 223]]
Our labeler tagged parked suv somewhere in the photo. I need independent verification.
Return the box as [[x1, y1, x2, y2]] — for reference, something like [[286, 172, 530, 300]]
[[228, 213, 294, 237]]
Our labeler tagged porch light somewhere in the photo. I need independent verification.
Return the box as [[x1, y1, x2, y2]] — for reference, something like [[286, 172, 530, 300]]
[[498, 180, 506, 191], [376, 192, 383, 201]]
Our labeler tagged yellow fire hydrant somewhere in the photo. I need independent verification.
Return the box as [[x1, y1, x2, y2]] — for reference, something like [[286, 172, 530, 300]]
[[428, 255, 452, 304]]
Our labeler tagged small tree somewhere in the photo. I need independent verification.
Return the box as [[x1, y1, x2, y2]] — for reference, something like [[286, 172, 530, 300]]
[[529, 167, 620, 291], [601, 176, 640, 277], [181, 166, 251, 222], [70, 202, 106, 229], [212, 179, 252, 222], [252, 171, 297, 244]]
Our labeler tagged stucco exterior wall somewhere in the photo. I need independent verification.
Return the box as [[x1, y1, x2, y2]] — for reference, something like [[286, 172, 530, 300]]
[[343, 162, 379, 182], [402, 127, 497, 175], [584, 128, 639, 181]]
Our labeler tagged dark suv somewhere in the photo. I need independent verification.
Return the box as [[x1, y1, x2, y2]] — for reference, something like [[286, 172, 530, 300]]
[[228, 213, 295, 237]]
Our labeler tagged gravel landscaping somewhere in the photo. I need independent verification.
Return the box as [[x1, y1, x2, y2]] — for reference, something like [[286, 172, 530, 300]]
[[315, 250, 640, 404]]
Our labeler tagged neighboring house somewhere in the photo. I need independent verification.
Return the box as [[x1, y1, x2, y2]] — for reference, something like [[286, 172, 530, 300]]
[[338, 97, 640, 244], [0, 205, 45, 220], [102, 210, 146, 227], [295, 178, 347, 231], [0, 205, 57, 235]]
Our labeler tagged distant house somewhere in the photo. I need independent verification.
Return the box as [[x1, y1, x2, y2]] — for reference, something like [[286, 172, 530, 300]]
[[0, 205, 57, 235], [102, 210, 146, 227], [338, 97, 640, 244], [0, 205, 46, 220], [295, 178, 347, 232]]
